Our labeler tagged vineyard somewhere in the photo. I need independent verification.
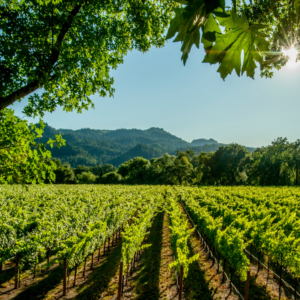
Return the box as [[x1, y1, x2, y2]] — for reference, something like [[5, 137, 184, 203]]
[[1, 185, 300, 300]]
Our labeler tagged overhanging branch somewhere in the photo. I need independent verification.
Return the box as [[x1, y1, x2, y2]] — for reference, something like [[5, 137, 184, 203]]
[[0, 1, 84, 111]]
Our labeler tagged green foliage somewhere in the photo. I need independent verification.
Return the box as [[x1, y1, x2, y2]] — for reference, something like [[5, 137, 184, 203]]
[[196, 144, 250, 185], [0, 0, 178, 114], [99, 172, 122, 184], [248, 138, 299, 186], [179, 188, 250, 280], [101, 164, 117, 175], [179, 185, 300, 278], [203, 10, 269, 79], [165, 151, 195, 185], [0, 109, 64, 184], [166, 189, 198, 277], [52, 159, 75, 184], [118, 157, 151, 184], [168, 0, 300, 79], [76, 171, 98, 184], [122, 196, 161, 271], [0, 185, 159, 270], [2, 184, 300, 283]]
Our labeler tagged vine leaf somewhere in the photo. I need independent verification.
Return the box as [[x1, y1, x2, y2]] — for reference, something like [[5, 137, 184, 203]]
[[203, 10, 269, 79]]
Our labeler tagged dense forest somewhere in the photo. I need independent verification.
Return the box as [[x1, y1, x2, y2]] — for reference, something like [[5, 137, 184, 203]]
[[52, 137, 300, 186], [40, 124, 255, 167]]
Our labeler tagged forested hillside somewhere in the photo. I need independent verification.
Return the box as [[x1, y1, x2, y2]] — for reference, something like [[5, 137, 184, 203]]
[[42, 124, 256, 167]]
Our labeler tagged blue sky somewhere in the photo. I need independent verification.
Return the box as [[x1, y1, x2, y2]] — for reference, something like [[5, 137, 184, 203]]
[[12, 38, 300, 148]]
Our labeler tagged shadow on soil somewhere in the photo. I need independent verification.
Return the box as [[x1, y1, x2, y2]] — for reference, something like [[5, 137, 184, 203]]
[[11, 265, 63, 300], [184, 237, 214, 300], [71, 242, 122, 300], [0, 266, 14, 286], [135, 211, 164, 300]]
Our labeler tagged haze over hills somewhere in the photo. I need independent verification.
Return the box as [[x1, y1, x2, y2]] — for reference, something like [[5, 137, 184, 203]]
[[41, 124, 256, 167]]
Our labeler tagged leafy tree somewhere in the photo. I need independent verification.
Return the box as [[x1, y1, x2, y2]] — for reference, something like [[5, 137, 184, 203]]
[[74, 165, 91, 176], [166, 151, 194, 185], [289, 140, 300, 186], [101, 164, 117, 175], [127, 157, 151, 183], [148, 153, 176, 184], [196, 144, 249, 185], [248, 138, 291, 185], [1, 0, 177, 116], [196, 151, 213, 184], [168, 0, 300, 79], [117, 160, 132, 178], [99, 172, 122, 184], [118, 157, 150, 183], [77, 171, 98, 184], [90, 164, 102, 176], [0, 109, 64, 184], [52, 159, 75, 184]]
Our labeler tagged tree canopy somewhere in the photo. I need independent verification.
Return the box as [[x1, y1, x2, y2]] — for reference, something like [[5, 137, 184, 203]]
[[167, 0, 300, 79], [0, 109, 64, 184], [1, 0, 177, 116]]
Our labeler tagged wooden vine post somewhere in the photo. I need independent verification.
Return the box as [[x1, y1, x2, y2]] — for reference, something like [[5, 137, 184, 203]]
[[117, 261, 123, 300], [294, 277, 297, 300], [47, 248, 50, 266], [83, 257, 87, 278], [63, 257, 67, 296], [223, 258, 226, 283], [90, 253, 94, 269], [244, 270, 250, 300], [33, 264, 36, 279], [279, 253, 283, 300], [73, 264, 78, 287], [179, 266, 183, 300], [14, 256, 19, 289]]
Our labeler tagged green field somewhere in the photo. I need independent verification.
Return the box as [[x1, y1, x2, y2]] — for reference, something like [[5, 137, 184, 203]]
[[1, 185, 299, 300]]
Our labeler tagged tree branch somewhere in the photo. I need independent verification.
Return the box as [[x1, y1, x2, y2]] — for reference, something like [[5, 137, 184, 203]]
[[0, 80, 41, 110], [0, 2, 84, 111]]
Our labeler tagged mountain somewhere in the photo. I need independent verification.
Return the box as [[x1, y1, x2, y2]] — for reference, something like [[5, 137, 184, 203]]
[[191, 138, 218, 147], [108, 144, 165, 167], [40, 124, 256, 167]]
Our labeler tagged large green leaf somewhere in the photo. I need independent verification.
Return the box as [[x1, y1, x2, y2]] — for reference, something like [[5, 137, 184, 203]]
[[167, 0, 225, 64], [201, 13, 221, 50], [203, 11, 269, 79], [166, 0, 206, 64]]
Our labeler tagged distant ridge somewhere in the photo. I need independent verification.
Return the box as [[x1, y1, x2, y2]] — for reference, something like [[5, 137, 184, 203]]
[[191, 138, 218, 146], [108, 144, 164, 167], [40, 124, 256, 167]]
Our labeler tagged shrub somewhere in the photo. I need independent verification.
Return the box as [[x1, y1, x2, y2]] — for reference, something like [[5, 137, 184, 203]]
[[77, 171, 98, 184], [99, 172, 122, 184]]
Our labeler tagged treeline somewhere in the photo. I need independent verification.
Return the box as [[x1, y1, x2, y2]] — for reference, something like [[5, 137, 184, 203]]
[[52, 138, 300, 186]]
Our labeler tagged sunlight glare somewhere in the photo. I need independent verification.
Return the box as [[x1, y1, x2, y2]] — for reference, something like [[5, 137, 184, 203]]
[[282, 46, 299, 67]]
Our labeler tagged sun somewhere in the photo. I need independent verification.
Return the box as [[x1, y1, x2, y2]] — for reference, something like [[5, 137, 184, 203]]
[[282, 46, 299, 67]]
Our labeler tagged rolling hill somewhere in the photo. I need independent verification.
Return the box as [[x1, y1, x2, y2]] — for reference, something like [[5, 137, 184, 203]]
[[40, 124, 255, 167]]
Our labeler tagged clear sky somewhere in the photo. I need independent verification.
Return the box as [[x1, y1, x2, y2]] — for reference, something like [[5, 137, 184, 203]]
[[12, 38, 300, 148]]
